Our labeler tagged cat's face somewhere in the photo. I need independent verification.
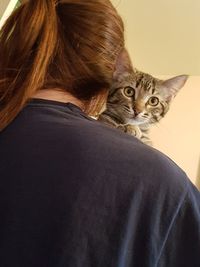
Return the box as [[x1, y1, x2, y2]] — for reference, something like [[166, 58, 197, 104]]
[[107, 49, 188, 125]]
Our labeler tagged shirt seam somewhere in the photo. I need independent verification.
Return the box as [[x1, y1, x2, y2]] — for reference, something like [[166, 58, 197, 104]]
[[26, 103, 94, 121]]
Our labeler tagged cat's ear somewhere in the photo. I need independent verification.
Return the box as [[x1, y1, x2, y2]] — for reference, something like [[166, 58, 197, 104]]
[[113, 48, 135, 81], [161, 75, 189, 102]]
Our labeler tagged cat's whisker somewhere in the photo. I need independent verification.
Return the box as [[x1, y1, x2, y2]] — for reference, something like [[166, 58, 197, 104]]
[[123, 106, 133, 114], [142, 115, 149, 118]]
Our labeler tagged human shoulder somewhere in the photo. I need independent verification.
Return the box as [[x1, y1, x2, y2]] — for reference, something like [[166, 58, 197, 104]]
[[157, 178, 200, 266], [29, 103, 189, 193], [75, 118, 189, 189]]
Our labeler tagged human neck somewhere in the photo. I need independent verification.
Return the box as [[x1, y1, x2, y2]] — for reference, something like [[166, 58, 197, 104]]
[[33, 89, 85, 110]]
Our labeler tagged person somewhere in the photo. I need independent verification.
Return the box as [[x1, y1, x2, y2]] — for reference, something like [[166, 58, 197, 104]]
[[0, 0, 199, 266]]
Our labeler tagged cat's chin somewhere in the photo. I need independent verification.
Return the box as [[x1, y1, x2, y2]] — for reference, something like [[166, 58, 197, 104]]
[[127, 118, 147, 125]]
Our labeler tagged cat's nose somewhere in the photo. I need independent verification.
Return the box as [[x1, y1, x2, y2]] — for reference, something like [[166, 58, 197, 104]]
[[134, 109, 140, 116]]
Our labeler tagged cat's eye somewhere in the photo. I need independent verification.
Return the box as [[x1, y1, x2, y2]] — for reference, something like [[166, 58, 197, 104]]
[[123, 87, 135, 98], [148, 96, 159, 106]]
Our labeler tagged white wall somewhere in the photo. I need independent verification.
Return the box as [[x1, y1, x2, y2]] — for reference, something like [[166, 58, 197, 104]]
[[112, 0, 200, 75], [149, 76, 200, 186]]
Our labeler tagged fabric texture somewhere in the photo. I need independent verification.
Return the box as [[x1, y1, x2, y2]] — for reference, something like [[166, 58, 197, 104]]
[[0, 98, 199, 267]]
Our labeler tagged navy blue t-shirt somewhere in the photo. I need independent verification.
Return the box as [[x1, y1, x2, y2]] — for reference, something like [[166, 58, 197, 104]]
[[0, 99, 199, 267]]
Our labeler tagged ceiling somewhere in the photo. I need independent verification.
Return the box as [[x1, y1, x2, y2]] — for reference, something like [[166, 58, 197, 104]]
[[112, 0, 200, 75]]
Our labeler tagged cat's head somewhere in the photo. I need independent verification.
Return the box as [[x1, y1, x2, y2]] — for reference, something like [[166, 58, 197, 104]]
[[107, 49, 188, 125]]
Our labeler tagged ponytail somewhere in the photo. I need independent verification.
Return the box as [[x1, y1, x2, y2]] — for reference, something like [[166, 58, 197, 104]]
[[0, 0, 58, 130], [0, 0, 124, 131]]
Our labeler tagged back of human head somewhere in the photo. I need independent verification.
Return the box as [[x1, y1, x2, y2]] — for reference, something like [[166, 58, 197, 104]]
[[0, 0, 124, 130]]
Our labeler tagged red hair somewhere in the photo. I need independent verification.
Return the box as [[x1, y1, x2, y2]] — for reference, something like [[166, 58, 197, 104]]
[[0, 0, 124, 130]]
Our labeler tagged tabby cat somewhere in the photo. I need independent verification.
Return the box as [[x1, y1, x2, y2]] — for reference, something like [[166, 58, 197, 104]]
[[98, 49, 188, 145]]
